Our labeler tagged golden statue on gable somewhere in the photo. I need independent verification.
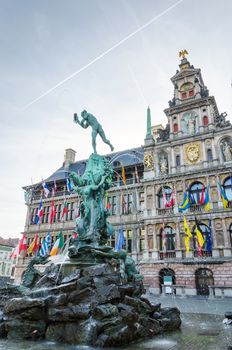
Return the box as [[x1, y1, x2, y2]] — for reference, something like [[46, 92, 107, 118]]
[[179, 49, 189, 59]]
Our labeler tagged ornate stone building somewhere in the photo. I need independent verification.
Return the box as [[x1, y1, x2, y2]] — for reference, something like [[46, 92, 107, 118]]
[[15, 54, 232, 297]]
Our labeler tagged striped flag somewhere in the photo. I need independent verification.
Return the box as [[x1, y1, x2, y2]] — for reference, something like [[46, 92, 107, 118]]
[[39, 232, 51, 257], [42, 181, 50, 198], [27, 233, 39, 254], [66, 176, 71, 192], [105, 192, 111, 210], [50, 232, 64, 256], [135, 166, 140, 184], [35, 197, 44, 225]]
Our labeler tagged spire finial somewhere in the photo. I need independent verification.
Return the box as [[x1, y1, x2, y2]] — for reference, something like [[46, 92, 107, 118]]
[[146, 106, 152, 139]]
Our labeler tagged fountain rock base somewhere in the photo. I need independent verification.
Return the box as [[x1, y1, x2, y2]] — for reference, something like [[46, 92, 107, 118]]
[[0, 259, 181, 347]]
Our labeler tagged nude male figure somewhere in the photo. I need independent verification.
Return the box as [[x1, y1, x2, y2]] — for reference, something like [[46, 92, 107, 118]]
[[74, 110, 114, 153]]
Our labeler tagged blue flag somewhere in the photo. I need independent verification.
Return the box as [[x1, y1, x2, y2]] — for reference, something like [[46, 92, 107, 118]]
[[116, 227, 124, 251], [39, 232, 51, 257], [206, 213, 212, 253]]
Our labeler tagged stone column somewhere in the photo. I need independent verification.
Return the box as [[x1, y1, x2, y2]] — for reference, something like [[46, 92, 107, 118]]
[[142, 225, 149, 260], [151, 227, 159, 259], [202, 141, 207, 167], [175, 220, 182, 258], [171, 147, 176, 174], [222, 218, 232, 257], [131, 227, 138, 261], [212, 218, 220, 258]]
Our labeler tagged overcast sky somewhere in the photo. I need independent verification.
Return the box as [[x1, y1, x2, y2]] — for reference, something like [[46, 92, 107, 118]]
[[0, 0, 232, 238]]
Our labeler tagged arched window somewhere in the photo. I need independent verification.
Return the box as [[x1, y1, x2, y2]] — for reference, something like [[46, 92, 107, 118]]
[[159, 226, 176, 251], [173, 123, 178, 133], [223, 177, 232, 201], [203, 115, 209, 126], [189, 182, 204, 204], [192, 223, 209, 251], [158, 186, 172, 208]]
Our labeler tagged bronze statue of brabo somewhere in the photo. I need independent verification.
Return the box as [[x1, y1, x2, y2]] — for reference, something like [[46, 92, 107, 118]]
[[74, 110, 114, 153]]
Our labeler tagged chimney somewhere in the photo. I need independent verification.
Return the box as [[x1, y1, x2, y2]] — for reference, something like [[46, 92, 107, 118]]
[[64, 148, 76, 169]]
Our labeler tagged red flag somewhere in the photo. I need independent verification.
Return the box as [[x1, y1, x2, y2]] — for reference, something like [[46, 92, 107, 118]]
[[50, 196, 56, 224], [27, 233, 39, 254], [105, 192, 111, 210], [18, 233, 27, 255], [200, 186, 205, 205], [61, 200, 68, 220]]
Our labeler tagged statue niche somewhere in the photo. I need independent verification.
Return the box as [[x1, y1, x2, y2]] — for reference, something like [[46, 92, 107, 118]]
[[181, 111, 198, 135], [158, 153, 168, 175], [220, 137, 232, 162]]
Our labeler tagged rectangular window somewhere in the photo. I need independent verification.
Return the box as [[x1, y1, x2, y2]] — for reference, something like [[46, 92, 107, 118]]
[[45, 206, 50, 223], [127, 230, 132, 253], [122, 193, 132, 214], [111, 196, 117, 215], [148, 236, 154, 250], [176, 155, 181, 167], [57, 204, 62, 221], [181, 92, 187, 99]]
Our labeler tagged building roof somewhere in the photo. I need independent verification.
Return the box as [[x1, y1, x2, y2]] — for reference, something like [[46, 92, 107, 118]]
[[24, 146, 144, 189]]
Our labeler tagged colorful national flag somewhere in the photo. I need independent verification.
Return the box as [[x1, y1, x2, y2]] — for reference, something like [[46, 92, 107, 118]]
[[50, 196, 56, 224], [199, 186, 205, 205], [42, 181, 50, 198], [183, 216, 192, 253], [206, 213, 213, 253], [39, 232, 51, 257], [27, 233, 39, 254], [178, 192, 190, 212], [105, 192, 111, 210], [195, 219, 205, 256], [217, 181, 228, 209], [50, 232, 64, 256], [66, 176, 71, 192], [18, 233, 27, 255], [162, 188, 168, 208], [116, 226, 124, 251], [121, 164, 126, 185], [35, 197, 44, 225], [204, 185, 210, 211], [61, 200, 68, 220]]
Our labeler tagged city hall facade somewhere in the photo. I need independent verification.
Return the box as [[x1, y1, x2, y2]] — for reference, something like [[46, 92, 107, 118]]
[[15, 54, 232, 297]]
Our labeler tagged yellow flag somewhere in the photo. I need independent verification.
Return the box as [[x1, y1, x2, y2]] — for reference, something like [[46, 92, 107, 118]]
[[121, 164, 126, 185], [185, 236, 191, 253], [184, 216, 192, 237], [184, 216, 192, 252], [196, 226, 204, 247]]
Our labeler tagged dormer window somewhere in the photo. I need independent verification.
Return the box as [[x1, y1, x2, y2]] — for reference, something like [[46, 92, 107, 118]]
[[181, 92, 187, 99], [189, 90, 194, 97]]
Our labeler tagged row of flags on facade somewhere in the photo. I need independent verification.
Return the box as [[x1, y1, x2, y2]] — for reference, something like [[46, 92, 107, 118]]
[[11, 231, 66, 259], [178, 180, 231, 212], [161, 214, 212, 257], [11, 227, 125, 260]]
